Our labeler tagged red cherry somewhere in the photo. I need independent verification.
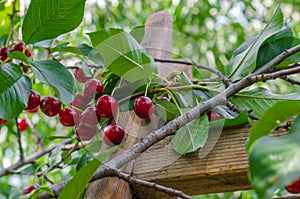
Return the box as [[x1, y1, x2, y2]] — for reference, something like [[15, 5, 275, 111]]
[[0, 47, 10, 62], [0, 118, 9, 125], [285, 178, 300, 194], [80, 107, 100, 126], [40, 97, 61, 117], [25, 91, 40, 110], [206, 110, 222, 122], [58, 108, 80, 127], [74, 67, 92, 83], [96, 95, 118, 118], [18, 119, 28, 132], [133, 96, 154, 119], [75, 123, 97, 141], [71, 93, 90, 110], [102, 124, 125, 145], [22, 185, 37, 194], [83, 79, 104, 99]]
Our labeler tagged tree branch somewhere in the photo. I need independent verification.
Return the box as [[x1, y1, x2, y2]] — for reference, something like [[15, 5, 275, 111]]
[[154, 58, 232, 86], [15, 118, 24, 161], [24, 112, 45, 150], [0, 138, 73, 178], [108, 167, 193, 199]]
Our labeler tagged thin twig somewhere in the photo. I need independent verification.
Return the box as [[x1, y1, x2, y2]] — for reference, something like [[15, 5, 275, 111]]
[[154, 58, 232, 86], [226, 101, 260, 120], [0, 138, 73, 177], [6, 0, 17, 46], [15, 118, 24, 161], [108, 167, 193, 199], [24, 112, 45, 150], [281, 76, 300, 86]]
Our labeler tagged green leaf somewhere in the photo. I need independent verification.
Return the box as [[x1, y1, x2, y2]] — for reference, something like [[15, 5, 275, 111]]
[[0, 63, 31, 119], [27, 187, 54, 199], [256, 27, 294, 69], [8, 51, 29, 64], [171, 114, 209, 155], [88, 28, 157, 82], [22, 0, 86, 44], [154, 98, 181, 121], [30, 60, 76, 104], [74, 62, 92, 78], [249, 115, 300, 199], [247, 101, 300, 152], [223, 110, 249, 127], [130, 26, 145, 43], [225, 5, 284, 81], [76, 152, 87, 172], [229, 87, 300, 117], [58, 146, 120, 199]]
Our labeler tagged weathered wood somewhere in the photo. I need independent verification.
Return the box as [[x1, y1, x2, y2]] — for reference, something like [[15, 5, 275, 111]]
[[132, 125, 288, 198], [85, 11, 174, 199]]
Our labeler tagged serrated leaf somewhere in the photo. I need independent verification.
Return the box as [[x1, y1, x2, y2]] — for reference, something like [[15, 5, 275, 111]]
[[88, 28, 157, 82], [249, 115, 300, 199], [30, 60, 76, 104], [223, 110, 249, 127], [171, 114, 209, 155], [22, 0, 86, 44], [229, 87, 300, 117], [225, 5, 284, 81], [0, 63, 31, 119], [58, 146, 120, 199], [247, 101, 300, 152]]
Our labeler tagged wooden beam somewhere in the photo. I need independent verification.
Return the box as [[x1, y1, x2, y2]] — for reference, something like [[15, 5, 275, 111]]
[[132, 125, 288, 198]]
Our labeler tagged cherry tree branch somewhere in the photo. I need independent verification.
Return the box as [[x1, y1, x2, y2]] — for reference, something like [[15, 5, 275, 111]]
[[107, 167, 193, 199], [225, 101, 259, 120], [281, 76, 300, 86], [15, 118, 24, 161], [37, 45, 300, 198], [24, 112, 45, 150], [154, 58, 232, 86], [0, 138, 73, 178]]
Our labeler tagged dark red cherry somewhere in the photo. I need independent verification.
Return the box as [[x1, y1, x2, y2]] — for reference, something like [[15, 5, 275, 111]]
[[80, 107, 100, 126], [11, 42, 31, 57], [71, 93, 90, 110], [285, 178, 300, 194], [133, 96, 154, 119], [75, 123, 97, 141], [0, 47, 10, 62], [40, 97, 61, 117], [0, 118, 9, 125], [25, 91, 40, 110], [83, 79, 104, 99], [206, 110, 222, 122], [74, 67, 92, 83], [96, 95, 118, 118], [102, 123, 125, 145], [22, 185, 37, 194], [58, 108, 80, 127]]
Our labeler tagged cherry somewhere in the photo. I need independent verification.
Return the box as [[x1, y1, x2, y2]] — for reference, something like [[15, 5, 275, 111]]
[[25, 91, 40, 111], [206, 110, 222, 122], [71, 93, 90, 110], [40, 97, 61, 117], [80, 107, 100, 126], [285, 178, 300, 194], [11, 42, 31, 57], [96, 95, 118, 118], [0, 47, 10, 62], [102, 123, 125, 145], [17, 119, 28, 131], [58, 108, 80, 127], [22, 185, 37, 194], [74, 67, 92, 83], [0, 118, 9, 125], [75, 123, 97, 141], [133, 96, 154, 119], [83, 79, 104, 99]]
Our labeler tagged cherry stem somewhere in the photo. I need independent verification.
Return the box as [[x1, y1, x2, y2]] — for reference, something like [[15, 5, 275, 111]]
[[15, 117, 24, 161]]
